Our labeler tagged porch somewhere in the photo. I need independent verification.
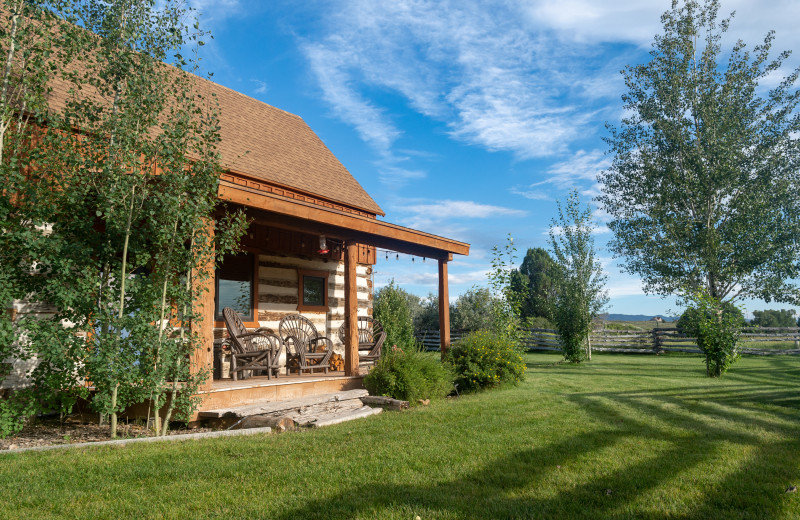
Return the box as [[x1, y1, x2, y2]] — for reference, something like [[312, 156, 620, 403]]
[[199, 371, 364, 412], [189, 177, 470, 412]]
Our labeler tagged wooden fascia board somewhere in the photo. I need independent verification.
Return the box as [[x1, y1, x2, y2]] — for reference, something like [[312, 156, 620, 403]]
[[218, 181, 469, 259], [222, 168, 385, 217]]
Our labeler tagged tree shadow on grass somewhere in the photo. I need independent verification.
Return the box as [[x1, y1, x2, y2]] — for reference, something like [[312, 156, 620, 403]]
[[272, 376, 799, 520]]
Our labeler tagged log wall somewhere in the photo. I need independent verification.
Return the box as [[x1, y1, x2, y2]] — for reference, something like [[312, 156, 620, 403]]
[[215, 252, 373, 367]]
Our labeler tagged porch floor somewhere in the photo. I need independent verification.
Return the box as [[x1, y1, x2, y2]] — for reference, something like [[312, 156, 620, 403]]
[[196, 370, 366, 418], [207, 370, 363, 392]]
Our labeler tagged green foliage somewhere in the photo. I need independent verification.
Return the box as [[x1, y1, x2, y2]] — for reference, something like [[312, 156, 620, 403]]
[[511, 247, 559, 322], [363, 346, 454, 403], [683, 291, 742, 377], [447, 330, 526, 392], [0, 389, 37, 439], [413, 293, 441, 331], [523, 316, 555, 330], [751, 309, 797, 328], [451, 286, 493, 331], [0, 1, 246, 437], [487, 234, 523, 346], [676, 301, 744, 335], [373, 280, 416, 350], [599, 0, 800, 306], [549, 191, 608, 363]]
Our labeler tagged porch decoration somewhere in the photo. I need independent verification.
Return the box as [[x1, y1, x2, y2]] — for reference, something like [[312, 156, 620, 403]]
[[279, 314, 333, 375], [329, 353, 344, 371], [337, 316, 386, 367], [223, 307, 283, 381]]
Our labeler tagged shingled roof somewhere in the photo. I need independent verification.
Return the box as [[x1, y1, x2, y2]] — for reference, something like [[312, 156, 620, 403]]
[[193, 76, 384, 216], [34, 27, 383, 216]]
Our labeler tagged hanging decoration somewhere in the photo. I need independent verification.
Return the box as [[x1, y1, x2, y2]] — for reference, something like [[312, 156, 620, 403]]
[[317, 235, 329, 255]]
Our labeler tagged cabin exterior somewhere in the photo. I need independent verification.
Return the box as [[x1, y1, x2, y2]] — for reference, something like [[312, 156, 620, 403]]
[[2, 64, 469, 416], [192, 76, 469, 413]]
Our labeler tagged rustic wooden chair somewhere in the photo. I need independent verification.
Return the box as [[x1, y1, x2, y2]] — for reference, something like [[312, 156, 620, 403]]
[[223, 307, 283, 381], [278, 314, 333, 375], [337, 316, 386, 366]]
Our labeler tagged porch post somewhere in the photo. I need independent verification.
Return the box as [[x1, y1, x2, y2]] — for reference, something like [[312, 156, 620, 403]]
[[344, 241, 360, 376], [191, 218, 216, 391], [438, 257, 451, 357]]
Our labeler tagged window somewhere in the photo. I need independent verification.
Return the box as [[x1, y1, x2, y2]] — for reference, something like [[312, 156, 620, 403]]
[[215, 252, 255, 322], [297, 269, 329, 312]]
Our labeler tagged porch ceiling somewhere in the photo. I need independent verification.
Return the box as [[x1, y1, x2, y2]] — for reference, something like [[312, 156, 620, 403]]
[[219, 181, 470, 260]]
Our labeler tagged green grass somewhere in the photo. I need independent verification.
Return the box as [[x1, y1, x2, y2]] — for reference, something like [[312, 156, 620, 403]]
[[1, 353, 799, 519]]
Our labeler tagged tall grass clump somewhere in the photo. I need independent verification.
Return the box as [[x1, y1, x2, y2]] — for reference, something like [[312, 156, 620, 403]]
[[363, 345, 454, 403], [448, 330, 526, 392]]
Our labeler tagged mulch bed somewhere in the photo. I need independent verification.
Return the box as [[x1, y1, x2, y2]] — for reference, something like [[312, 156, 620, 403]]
[[0, 416, 215, 451]]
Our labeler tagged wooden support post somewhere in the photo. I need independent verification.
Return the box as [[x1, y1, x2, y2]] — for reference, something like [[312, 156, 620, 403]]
[[344, 241, 360, 376], [191, 219, 216, 391], [438, 258, 450, 357]]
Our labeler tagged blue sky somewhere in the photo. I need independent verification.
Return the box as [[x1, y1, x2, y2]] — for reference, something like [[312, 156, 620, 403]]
[[188, 0, 800, 318]]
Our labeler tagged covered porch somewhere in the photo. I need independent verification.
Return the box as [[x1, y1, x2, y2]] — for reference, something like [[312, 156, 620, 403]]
[[190, 175, 470, 415]]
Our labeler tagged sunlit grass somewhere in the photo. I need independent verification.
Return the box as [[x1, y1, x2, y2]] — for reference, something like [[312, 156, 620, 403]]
[[1, 353, 798, 519]]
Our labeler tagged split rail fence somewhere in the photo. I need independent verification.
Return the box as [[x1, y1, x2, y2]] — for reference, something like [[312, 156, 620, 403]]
[[415, 327, 800, 356]]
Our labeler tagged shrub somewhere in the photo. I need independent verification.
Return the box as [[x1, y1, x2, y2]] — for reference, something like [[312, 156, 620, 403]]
[[524, 316, 555, 330], [363, 345, 453, 403], [683, 292, 742, 377], [373, 281, 416, 350], [676, 301, 744, 335], [447, 330, 526, 392]]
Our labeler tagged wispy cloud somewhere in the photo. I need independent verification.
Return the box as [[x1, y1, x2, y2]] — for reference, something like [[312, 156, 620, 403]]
[[515, 149, 611, 200], [189, 0, 243, 26], [297, 0, 619, 173], [394, 199, 526, 231], [250, 79, 268, 94]]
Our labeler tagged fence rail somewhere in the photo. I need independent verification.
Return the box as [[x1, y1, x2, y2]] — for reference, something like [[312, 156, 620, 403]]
[[415, 327, 800, 356]]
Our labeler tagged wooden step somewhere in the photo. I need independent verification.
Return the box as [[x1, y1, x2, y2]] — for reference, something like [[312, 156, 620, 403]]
[[198, 389, 369, 419], [311, 406, 383, 428]]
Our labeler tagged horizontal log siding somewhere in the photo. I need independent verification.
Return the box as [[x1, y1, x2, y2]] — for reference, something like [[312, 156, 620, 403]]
[[216, 253, 372, 367]]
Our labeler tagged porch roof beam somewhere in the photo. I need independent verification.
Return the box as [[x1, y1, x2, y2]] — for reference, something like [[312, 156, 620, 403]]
[[219, 182, 469, 260]]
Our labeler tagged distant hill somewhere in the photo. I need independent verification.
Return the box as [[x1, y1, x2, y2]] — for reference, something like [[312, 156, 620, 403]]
[[604, 314, 678, 322]]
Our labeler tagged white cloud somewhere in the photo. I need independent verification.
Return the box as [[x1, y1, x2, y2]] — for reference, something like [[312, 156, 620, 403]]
[[298, 0, 614, 165], [509, 187, 549, 201], [303, 43, 401, 154], [606, 279, 645, 298], [250, 79, 268, 94], [514, 149, 611, 200], [394, 199, 526, 231], [189, 0, 242, 26]]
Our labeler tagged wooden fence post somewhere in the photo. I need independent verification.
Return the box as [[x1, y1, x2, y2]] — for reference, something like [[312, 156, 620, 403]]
[[651, 328, 662, 354]]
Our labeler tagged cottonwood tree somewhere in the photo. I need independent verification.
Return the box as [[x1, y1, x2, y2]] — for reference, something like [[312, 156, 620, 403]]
[[510, 247, 558, 324], [599, 0, 800, 306], [1, 1, 246, 437], [751, 309, 797, 328], [599, 0, 800, 375], [549, 191, 608, 363]]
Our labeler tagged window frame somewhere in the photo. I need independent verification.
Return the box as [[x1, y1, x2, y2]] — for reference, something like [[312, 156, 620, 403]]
[[297, 269, 329, 312], [214, 250, 259, 328]]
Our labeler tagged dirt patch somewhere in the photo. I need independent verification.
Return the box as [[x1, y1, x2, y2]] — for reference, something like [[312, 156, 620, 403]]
[[0, 416, 216, 451]]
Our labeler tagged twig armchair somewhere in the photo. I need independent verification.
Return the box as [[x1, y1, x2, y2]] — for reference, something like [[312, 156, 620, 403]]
[[223, 307, 283, 381], [278, 314, 333, 375], [337, 316, 386, 367]]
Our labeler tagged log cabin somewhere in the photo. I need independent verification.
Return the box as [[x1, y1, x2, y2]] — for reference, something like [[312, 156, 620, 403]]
[[1, 12, 469, 416]]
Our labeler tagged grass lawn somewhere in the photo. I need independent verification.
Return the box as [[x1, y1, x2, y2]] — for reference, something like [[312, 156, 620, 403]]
[[1, 353, 799, 519]]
